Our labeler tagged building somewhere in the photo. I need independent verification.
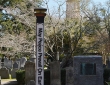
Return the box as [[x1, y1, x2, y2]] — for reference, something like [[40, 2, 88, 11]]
[[66, 0, 80, 19]]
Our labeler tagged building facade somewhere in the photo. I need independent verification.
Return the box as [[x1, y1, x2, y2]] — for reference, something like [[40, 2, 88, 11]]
[[66, 0, 80, 19]]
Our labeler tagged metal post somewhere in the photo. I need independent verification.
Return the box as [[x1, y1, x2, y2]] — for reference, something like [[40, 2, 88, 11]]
[[34, 8, 47, 85]]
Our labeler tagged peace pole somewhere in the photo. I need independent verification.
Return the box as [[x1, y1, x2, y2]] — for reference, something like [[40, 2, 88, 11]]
[[34, 8, 47, 85]]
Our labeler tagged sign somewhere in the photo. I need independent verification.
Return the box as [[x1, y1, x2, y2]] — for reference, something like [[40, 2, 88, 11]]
[[36, 23, 44, 85]]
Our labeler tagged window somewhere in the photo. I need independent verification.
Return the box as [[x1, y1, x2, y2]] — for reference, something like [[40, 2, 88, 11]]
[[80, 63, 96, 75]]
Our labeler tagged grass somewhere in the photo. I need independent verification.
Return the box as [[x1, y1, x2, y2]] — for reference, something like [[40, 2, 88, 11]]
[[9, 74, 11, 79], [1, 79, 17, 85]]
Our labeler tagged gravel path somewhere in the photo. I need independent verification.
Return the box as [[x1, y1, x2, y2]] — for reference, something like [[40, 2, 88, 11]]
[[1, 79, 18, 85]]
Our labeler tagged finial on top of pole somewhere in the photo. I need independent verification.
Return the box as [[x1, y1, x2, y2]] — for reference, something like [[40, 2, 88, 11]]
[[34, 7, 47, 13], [34, 7, 47, 17]]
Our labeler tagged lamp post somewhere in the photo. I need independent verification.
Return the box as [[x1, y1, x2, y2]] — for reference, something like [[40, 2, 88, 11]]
[[34, 8, 47, 85]]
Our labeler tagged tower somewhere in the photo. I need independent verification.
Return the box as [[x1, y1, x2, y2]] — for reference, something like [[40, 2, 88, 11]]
[[66, 0, 80, 19]]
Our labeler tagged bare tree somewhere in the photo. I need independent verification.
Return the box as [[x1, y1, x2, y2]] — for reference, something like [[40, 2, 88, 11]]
[[43, 0, 95, 68]]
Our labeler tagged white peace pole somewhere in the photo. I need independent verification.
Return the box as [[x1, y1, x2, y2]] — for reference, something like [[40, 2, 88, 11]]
[[34, 8, 47, 85]]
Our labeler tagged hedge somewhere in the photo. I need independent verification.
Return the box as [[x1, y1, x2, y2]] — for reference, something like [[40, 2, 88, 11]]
[[16, 68, 110, 85], [16, 70, 25, 85], [44, 69, 66, 85], [15, 69, 66, 85], [103, 68, 110, 82]]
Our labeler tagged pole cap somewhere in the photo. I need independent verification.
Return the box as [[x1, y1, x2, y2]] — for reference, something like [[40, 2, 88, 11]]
[[34, 7, 47, 13]]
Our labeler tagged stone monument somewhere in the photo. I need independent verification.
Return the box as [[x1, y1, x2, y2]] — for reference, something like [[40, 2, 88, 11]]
[[73, 55, 103, 85]]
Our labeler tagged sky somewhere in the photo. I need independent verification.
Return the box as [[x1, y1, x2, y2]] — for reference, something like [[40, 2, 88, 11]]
[[92, 0, 107, 4], [43, 0, 108, 16], [44, 0, 108, 9], [44, 0, 108, 16]]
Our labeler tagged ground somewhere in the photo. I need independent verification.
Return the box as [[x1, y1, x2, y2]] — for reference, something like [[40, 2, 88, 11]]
[[1, 79, 18, 85]]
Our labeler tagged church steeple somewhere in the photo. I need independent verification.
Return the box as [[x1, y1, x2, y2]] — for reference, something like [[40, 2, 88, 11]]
[[66, 0, 80, 19]]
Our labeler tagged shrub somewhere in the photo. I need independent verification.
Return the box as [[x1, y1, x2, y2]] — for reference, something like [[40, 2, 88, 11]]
[[61, 69, 66, 85], [103, 68, 110, 82], [44, 69, 66, 85], [16, 70, 25, 85], [15, 69, 66, 85], [44, 69, 50, 85]]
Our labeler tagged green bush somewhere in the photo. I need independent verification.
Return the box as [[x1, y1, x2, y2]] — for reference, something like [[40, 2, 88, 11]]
[[15, 69, 66, 85], [44, 69, 66, 85], [104, 81, 108, 85], [44, 69, 50, 85], [103, 68, 110, 82], [16, 70, 25, 85], [61, 69, 66, 85]]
